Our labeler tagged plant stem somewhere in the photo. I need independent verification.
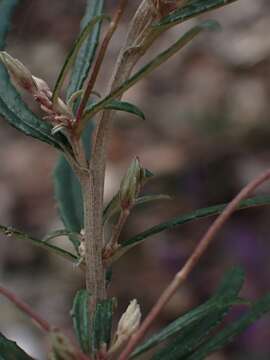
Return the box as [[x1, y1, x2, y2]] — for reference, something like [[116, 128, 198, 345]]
[[0, 285, 51, 332], [81, 173, 107, 305], [119, 168, 270, 359], [81, 0, 161, 311]]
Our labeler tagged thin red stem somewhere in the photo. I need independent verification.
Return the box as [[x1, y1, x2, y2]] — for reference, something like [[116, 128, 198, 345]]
[[0, 285, 51, 332], [119, 168, 270, 359], [76, 0, 128, 130]]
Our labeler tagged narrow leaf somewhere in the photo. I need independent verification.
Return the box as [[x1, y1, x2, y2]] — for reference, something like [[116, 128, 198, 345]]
[[53, 122, 93, 251], [135, 194, 171, 206], [186, 293, 270, 360], [52, 15, 108, 104], [66, 0, 105, 101], [122, 195, 270, 249], [82, 20, 220, 124], [0, 63, 70, 151], [0, 332, 34, 359], [104, 100, 145, 120], [131, 268, 244, 358], [92, 298, 115, 353], [0, 224, 78, 264], [155, 0, 238, 28], [0, 0, 18, 50], [71, 290, 91, 354], [42, 229, 80, 244], [54, 156, 84, 237], [150, 268, 245, 359], [151, 311, 229, 360]]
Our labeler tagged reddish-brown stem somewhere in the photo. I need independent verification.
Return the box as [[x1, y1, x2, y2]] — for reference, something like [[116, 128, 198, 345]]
[[119, 168, 270, 359], [76, 0, 128, 128], [0, 285, 91, 360], [0, 285, 51, 332]]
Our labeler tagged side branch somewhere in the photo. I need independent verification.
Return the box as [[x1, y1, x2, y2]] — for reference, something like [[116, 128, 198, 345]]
[[76, 0, 129, 127], [119, 168, 270, 359], [0, 285, 51, 332]]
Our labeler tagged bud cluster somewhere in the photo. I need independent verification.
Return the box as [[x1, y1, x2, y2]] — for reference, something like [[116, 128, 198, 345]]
[[0, 52, 75, 134]]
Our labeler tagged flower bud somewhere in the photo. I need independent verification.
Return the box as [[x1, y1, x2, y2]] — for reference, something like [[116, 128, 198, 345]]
[[120, 157, 142, 210], [0, 51, 37, 93], [109, 299, 141, 354]]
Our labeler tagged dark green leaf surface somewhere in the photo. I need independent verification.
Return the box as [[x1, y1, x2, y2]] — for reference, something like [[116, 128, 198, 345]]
[[132, 268, 244, 358], [0, 64, 69, 150], [0, 0, 18, 50], [0, 224, 77, 264], [151, 312, 226, 360], [150, 268, 245, 359], [82, 20, 220, 124], [53, 122, 93, 251], [122, 195, 270, 249], [186, 293, 270, 360], [71, 290, 91, 354], [92, 298, 114, 353], [54, 156, 83, 240], [0, 333, 34, 359], [53, 15, 108, 103], [66, 0, 104, 100], [155, 0, 238, 28]]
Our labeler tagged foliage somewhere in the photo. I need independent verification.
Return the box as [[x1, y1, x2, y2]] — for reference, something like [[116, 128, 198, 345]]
[[0, 0, 269, 359]]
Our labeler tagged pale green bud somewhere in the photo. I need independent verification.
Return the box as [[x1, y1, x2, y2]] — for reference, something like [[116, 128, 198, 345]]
[[120, 157, 142, 210]]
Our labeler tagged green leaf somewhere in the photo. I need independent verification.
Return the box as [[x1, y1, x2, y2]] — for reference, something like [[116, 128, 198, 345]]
[[150, 267, 245, 360], [53, 122, 93, 251], [0, 63, 70, 151], [0, 332, 34, 359], [42, 229, 80, 243], [104, 100, 145, 120], [122, 195, 270, 249], [131, 268, 244, 358], [0, 223, 78, 264], [135, 194, 171, 206], [53, 14, 108, 104], [82, 20, 220, 125], [71, 290, 91, 354], [54, 156, 83, 243], [66, 0, 105, 101], [0, 0, 18, 50], [185, 293, 270, 360], [151, 312, 227, 360], [155, 0, 238, 28], [92, 298, 115, 353]]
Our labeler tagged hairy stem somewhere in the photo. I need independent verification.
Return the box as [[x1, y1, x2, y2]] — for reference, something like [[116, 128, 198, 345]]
[[82, 0, 161, 310], [119, 168, 270, 359]]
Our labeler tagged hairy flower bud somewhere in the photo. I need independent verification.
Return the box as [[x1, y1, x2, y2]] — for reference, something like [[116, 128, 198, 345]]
[[0, 51, 37, 93]]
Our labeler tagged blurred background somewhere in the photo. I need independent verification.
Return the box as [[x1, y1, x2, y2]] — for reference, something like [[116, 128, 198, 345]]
[[0, 0, 270, 358]]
